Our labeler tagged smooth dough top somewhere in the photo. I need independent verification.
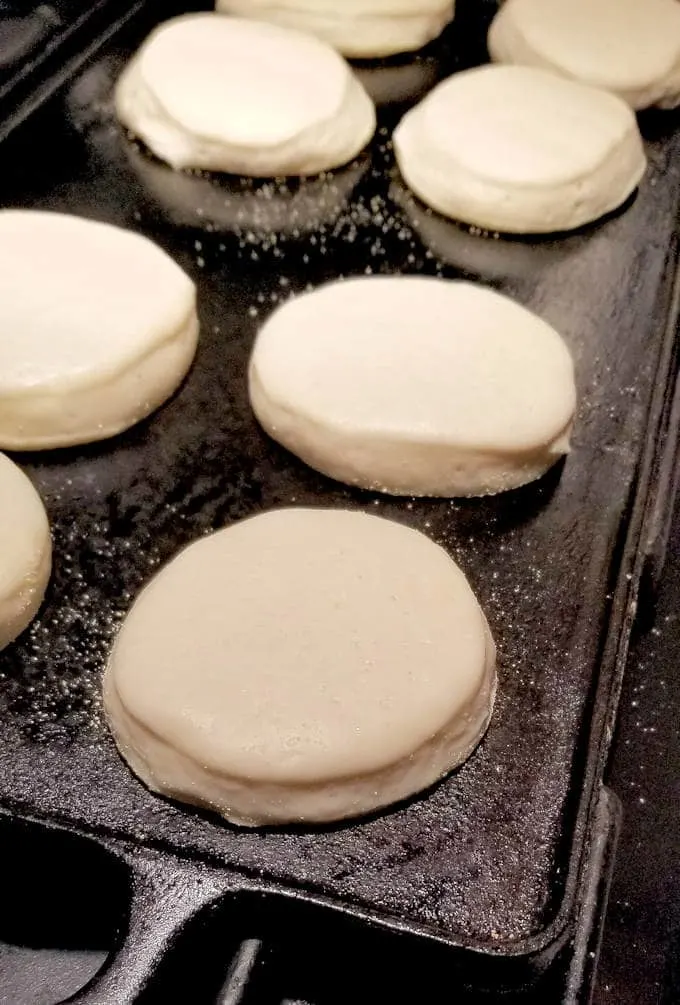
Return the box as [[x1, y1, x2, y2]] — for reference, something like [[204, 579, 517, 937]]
[[251, 276, 576, 454], [488, 0, 680, 109], [410, 64, 640, 190], [128, 14, 358, 147], [215, 0, 455, 58], [0, 210, 196, 395], [220, 0, 452, 12], [108, 507, 490, 785], [0, 454, 50, 610]]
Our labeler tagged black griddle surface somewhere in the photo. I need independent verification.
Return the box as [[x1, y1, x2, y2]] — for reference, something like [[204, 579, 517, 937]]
[[0, 0, 679, 967]]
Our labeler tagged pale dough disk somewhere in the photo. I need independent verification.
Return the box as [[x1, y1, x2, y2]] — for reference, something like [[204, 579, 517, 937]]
[[249, 277, 576, 497], [215, 0, 455, 58], [393, 64, 646, 234], [104, 508, 496, 827], [115, 14, 376, 176], [489, 0, 680, 111], [0, 454, 51, 652], [0, 210, 198, 451]]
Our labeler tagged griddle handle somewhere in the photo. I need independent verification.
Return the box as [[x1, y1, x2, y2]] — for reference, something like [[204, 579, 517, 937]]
[[65, 848, 224, 1005]]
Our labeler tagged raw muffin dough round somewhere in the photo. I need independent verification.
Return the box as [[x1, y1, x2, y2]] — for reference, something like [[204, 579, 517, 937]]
[[0, 454, 51, 651], [116, 14, 376, 176], [249, 277, 576, 497], [393, 64, 646, 234], [0, 210, 198, 450], [215, 0, 456, 58], [488, 0, 680, 111], [104, 507, 496, 826]]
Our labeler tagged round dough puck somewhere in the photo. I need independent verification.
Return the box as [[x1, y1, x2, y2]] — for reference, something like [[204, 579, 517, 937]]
[[488, 0, 680, 111], [215, 0, 456, 59], [104, 508, 496, 827], [0, 453, 51, 651], [393, 64, 647, 234], [0, 210, 198, 451], [115, 14, 376, 176], [249, 276, 577, 497]]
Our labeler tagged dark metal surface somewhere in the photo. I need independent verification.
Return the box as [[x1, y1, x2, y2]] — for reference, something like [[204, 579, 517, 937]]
[[0, 0, 147, 143], [0, 791, 620, 1004], [0, 0, 679, 993], [595, 487, 680, 1005]]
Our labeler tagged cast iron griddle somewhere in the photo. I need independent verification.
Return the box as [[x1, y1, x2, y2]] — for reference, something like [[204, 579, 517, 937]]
[[0, 0, 679, 987]]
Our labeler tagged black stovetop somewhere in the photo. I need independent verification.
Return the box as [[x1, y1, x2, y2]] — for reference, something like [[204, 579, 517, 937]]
[[593, 494, 680, 1004]]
